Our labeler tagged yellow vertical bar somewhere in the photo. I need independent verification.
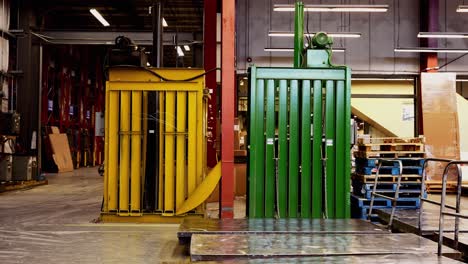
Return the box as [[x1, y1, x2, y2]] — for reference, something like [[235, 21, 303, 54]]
[[141, 92, 148, 206], [158, 93, 164, 210], [108, 91, 119, 211], [130, 91, 142, 212], [119, 91, 131, 212], [196, 90, 203, 186], [103, 86, 110, 212], [187, 92, 197, 195], [176, 92, 187, 210], [164, 91, 175, 212]]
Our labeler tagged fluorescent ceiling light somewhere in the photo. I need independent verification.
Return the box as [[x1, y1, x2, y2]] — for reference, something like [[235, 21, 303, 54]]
[[274, 4, 388, 12], [176, 46, 185, 56], [90, 9, 110, 27], [418, 32, 468, 38], [456, 5, 468, 12], [269, 31, 361, 38], [264, 48, 345, 53], [183, 45, 190, 51], [394, 48, 468, 53], [162, 18, 168, 27]]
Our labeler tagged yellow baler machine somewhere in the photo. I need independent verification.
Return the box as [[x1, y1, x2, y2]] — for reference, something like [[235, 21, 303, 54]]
[[101, 67, 221, 222]]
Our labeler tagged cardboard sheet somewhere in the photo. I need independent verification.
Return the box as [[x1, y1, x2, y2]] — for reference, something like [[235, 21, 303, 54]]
[[48, 133, 74, 172], [421, 73, 460, 181]]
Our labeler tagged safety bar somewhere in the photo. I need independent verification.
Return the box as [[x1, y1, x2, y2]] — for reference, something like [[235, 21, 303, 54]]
[[418, 158, 454, 234], [368, 159, 403, 229], [438, 160, 468, 256]]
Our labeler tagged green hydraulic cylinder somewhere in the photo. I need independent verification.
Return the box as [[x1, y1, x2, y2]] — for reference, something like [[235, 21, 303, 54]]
[[293, 2, 304, 68]]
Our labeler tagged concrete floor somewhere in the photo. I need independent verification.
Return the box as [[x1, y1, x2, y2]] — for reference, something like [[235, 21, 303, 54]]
[[0, 167, 190, 264], [0, 168, 462, 263]]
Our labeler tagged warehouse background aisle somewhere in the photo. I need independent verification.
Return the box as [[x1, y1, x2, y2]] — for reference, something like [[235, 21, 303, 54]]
[[0, 168, 189, 263]]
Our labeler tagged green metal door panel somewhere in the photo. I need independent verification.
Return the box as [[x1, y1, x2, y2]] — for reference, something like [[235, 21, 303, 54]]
[[288, 80, 299, 218], [325, 80, 336, 218], [300, 80, 312, 218], [312, 80, 323, 218], [335, 80, 346, 218], [248, 66, 257, 217], [278, 80, 289, 217], [344, 70, 352, 218], [252, 78, 266, 217], [265, 80, 276, 218]]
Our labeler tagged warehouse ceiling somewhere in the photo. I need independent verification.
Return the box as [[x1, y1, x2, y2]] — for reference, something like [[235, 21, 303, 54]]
[[33, 0, 215, 67], [36, 0, 205, 33]]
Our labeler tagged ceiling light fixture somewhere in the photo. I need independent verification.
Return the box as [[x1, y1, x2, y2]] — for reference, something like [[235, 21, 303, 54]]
[[394, 48, 468, 53], [162, 18, 168, 27], [269, 31, 361, 38], [417, 32, 468, 38], [274, 4, 388, 12], [456, 5, 468, 12], [176, 46, 185, 57], [264, 48, 345, 52], [183, 45, 190, 51], [90, 9, 110, 27]]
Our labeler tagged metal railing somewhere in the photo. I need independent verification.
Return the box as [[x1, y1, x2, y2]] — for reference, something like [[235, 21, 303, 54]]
[[437, 161, 468, 256], [418, 158, 454, 234], [368, 159, 403, 229]]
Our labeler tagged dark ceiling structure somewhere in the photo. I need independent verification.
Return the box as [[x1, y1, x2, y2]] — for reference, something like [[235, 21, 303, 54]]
[[36, 0, 204, 33], [30, 0, 210, 67]]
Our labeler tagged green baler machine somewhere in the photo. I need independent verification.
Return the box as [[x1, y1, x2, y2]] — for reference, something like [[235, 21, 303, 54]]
[[247, 2, 351, 218]]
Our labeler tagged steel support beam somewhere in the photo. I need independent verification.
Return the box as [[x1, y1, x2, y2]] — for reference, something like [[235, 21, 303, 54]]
[[204, 0, 218, 168], [220, 0, 235, 219], [38, 31, 196, 46]]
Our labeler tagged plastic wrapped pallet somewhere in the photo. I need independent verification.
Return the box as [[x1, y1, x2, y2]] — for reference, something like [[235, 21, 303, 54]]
[[0, 0, 10, 32], [0, 37, 8, 72], [421, 73, 460, 181]]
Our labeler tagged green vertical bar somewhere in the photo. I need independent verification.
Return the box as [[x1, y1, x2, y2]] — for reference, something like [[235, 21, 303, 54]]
[[254, 79, 266, 217], [248, 66, 258, 217], [301, 80, 312, 218], [312, 80, 323, 218], [325, 80, 336, 218], [265, 79, 276, 218], [335, 80, 345, 218], [289, 80, 299, 217], [278, 80, 288, 218], [344, 69, 352, 218]]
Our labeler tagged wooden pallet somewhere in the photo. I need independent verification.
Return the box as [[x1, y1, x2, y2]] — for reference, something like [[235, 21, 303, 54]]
[[354, 150, 426, 159], [425, 180, 458, 194], [358, 144, 424, 152], [352, 173, 422, 184], [357, 136, 425, 145], [0, 180, 48, 193]]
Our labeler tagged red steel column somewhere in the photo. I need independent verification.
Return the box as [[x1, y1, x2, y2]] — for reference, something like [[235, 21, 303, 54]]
[[221, 0, 235, 218], [204, 0, 218, 168], [418, 0, 439, 135]]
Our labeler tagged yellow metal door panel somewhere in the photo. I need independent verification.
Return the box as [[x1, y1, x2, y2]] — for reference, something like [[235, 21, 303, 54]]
[[158, 93, 164, 210], [108, 91, 120, 211], [187, 92, 197, 195], [131, 91, 142, 212], [141, 92, 148, 206], [196, 92, 204, 186], [176, 92, 187, 210], [119, 91, 131, 212], [103, 88, 110, 211], [164, 91, 176, 213]]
